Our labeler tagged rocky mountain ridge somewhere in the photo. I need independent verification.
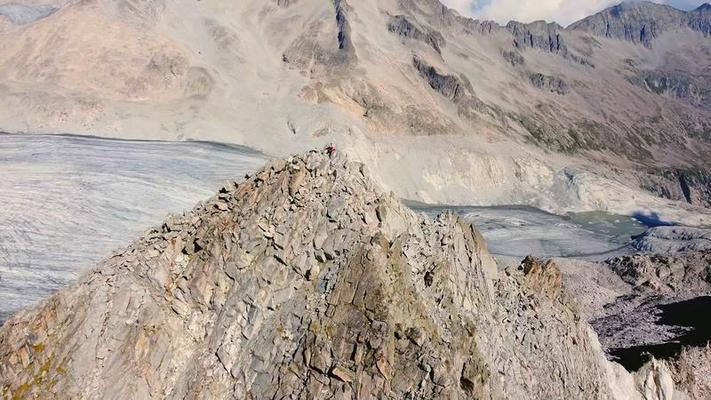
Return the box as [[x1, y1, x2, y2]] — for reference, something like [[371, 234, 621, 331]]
[[0, 149, 695, 399]]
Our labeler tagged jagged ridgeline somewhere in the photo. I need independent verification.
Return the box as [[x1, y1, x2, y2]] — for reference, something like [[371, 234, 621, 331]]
[[0, 150, 657, 399]]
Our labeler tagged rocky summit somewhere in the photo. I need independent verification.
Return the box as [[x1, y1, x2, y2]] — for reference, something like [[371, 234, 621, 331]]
[[0, 149, 693, 399]]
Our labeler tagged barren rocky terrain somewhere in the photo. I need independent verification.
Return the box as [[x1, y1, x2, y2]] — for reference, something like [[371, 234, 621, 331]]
[[0, 149, 698, 399], [0, 0, 710, 398], [0, 0, 709, 222], [0, 133, 660, 325], [0, 141, 708, 398]]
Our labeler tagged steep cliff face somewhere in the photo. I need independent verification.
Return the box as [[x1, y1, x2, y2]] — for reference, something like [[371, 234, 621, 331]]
[[505, 20, 592, 65], [388, 15, 445, 54], [0, 150, 669, 399], [688, 3, 711, 34]]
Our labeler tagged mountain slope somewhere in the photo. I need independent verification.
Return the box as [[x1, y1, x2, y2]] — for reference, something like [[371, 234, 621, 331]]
[[0, 0, 709, 221], [0, 149, 685, 399]]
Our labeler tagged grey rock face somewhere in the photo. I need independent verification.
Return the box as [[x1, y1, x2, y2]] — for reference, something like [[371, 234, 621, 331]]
[[508, 21, 566, 53], [387, 15, 445, 54], [630, 70, 711, 110], [282, 0, 355, 70], [0, 150, 622, 399], [334, 0, 353, 56], [412, 56, 473, 103], [529, 73, 570, 95], [276, 0, 298, 7], [688, 3, 711, 36], [569, 2, 710, 47], [640, 168, 711, 208], [505, 21, 593, 66], [502, 50, 524, 66], [397, 0, 470, 30], [605, 252, 711, 291], [412, 56, 489, 119]]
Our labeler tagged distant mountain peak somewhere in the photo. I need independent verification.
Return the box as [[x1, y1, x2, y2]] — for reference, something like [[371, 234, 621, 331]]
[[568, 0, 709, 46], [613, 0, 676, 10]]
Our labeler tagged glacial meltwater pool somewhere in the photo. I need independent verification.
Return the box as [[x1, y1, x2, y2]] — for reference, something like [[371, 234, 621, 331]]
[[408, 203, 647, 260]]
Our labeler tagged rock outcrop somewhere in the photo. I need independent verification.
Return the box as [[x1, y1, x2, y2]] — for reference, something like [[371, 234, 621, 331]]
[[505, 20, 592, 66], [641, 168, 711, 208], [412, 56, 474, 103], [605, 252, 711, 294], [387, 15, 445, 54], [411, 56, 489, 119], [687, 3, 711, 35], [507, 21, 566, 53], [529, 73, 570, 95], [631, 70, 711, 111], [334, 0, 355, 59], [0, 4, 56, 25], [0, 150, 660, 399], [501, 50, 525, 66], [667, 344, 711, 399], [281, 0, 355, 71]]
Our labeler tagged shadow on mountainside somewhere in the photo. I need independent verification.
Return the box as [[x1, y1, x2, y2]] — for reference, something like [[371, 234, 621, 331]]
[[632, 211, 677, 228]]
